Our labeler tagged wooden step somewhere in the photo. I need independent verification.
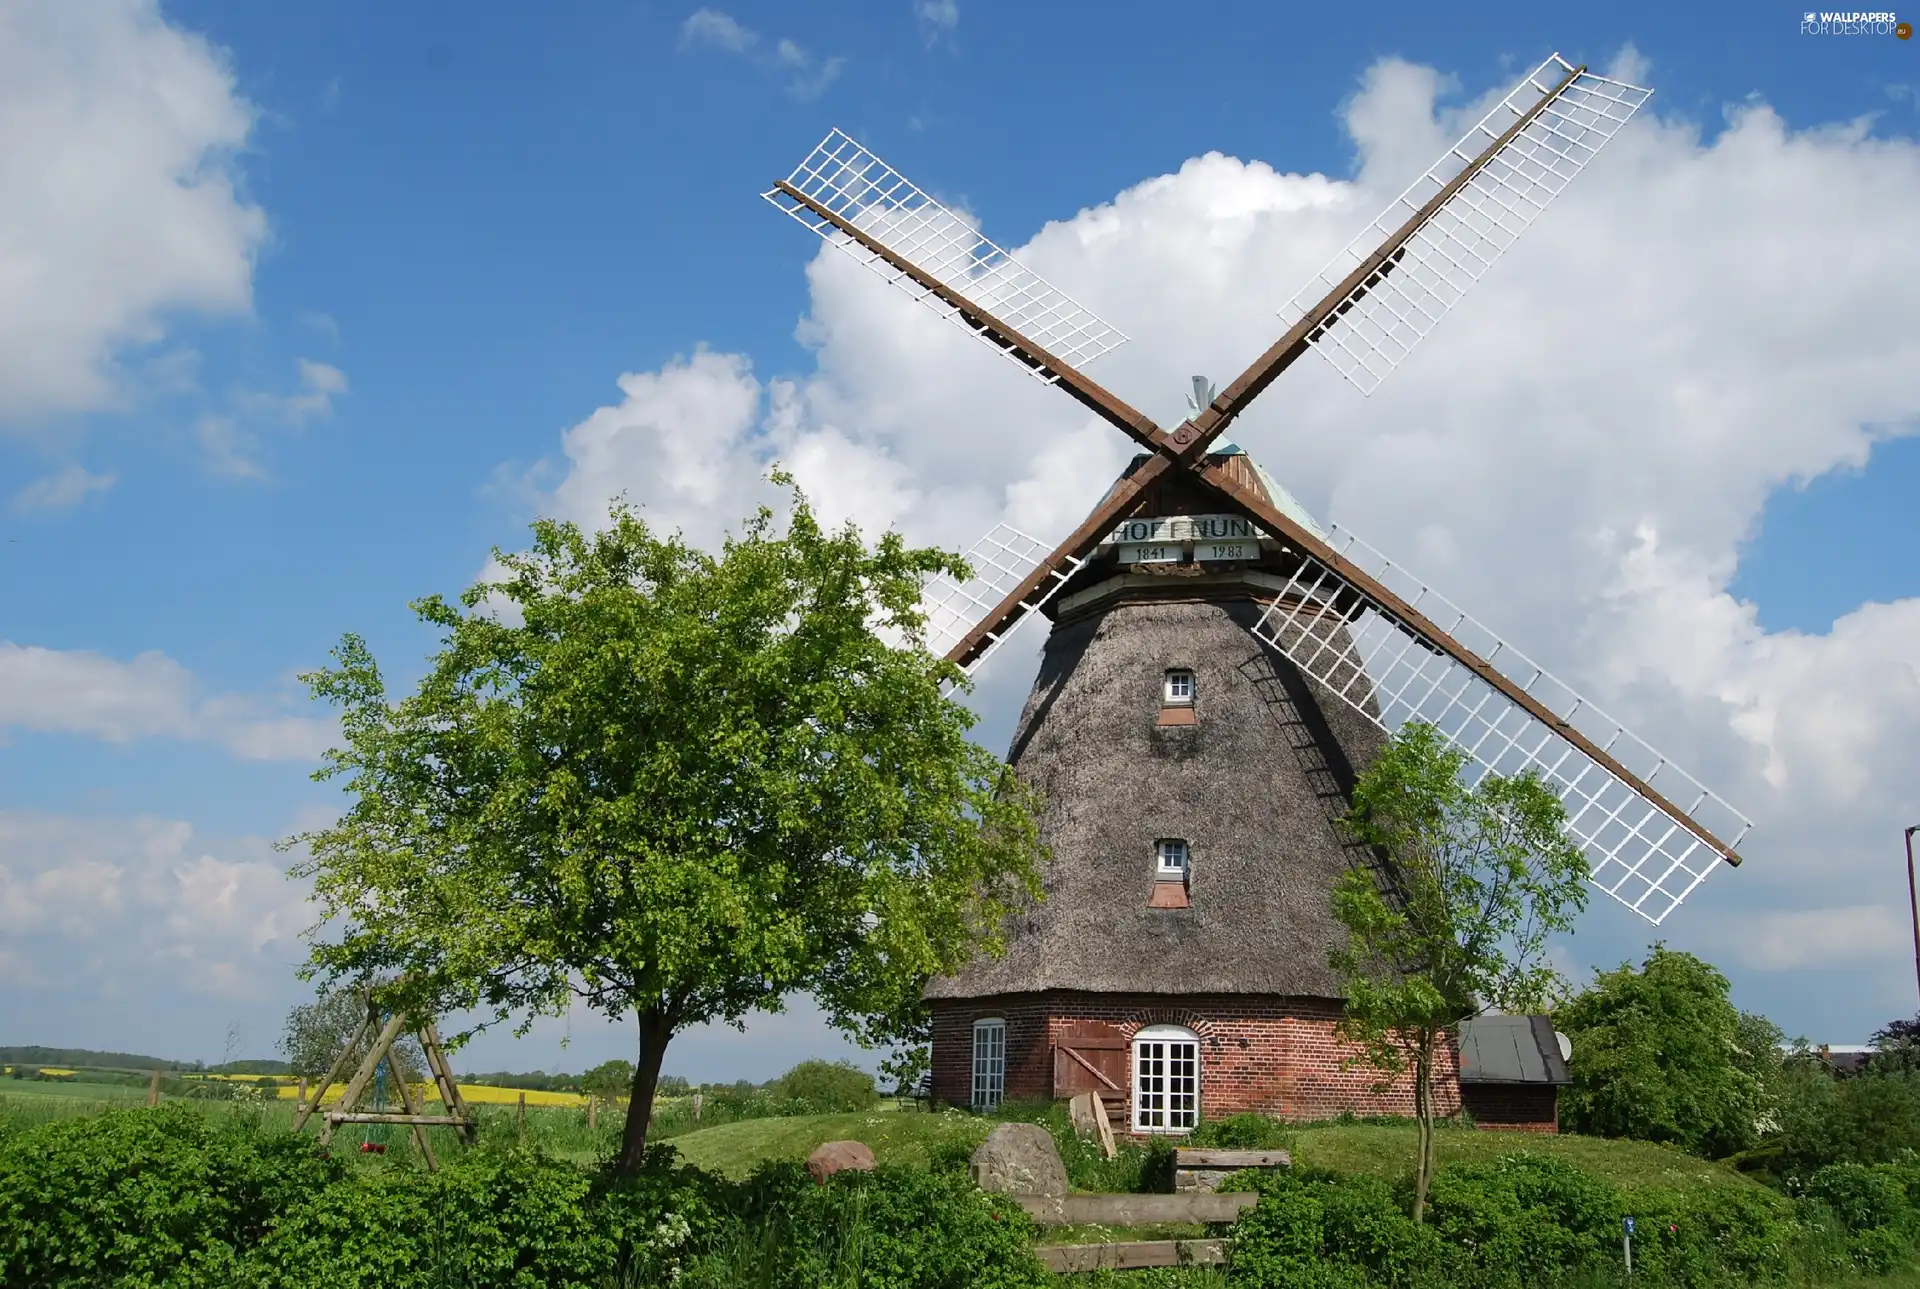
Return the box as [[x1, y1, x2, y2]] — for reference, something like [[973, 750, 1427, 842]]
[[1015, 1192, 1257, 1225], [1173, 1148, 1291, 1168], [1038, 1238, 1227, 1273]]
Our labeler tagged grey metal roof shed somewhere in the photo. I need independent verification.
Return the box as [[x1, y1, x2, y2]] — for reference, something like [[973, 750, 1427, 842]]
[[1457, 1015, 1572, 1085]]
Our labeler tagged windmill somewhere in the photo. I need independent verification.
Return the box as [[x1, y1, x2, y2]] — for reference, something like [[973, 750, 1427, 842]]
[[766, 55, 1749, 1129]]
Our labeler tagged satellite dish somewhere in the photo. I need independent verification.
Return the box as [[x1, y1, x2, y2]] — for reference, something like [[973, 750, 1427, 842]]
[[1556, 1031, 1573, 1063]]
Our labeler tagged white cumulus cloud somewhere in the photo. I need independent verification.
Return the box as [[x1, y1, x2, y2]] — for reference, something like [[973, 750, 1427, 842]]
[[0, 811, 310, 1000], [0, 0, 265, 428], [0, 642, 336, 761]]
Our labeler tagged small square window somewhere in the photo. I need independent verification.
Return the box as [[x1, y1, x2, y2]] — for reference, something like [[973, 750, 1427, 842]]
[[1156, 838, 1188, 877], [1163, 670, 1195, 705]]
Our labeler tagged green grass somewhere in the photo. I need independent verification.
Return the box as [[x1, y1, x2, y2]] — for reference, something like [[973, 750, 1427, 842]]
[[664, 1108, 1766, 1200], [1286, 1121, 1764, 1194], [0, 1079, 150, 1103], [666, 1108, 990, 1178]]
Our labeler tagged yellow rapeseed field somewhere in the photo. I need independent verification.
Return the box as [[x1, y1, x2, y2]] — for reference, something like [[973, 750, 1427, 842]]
[[267, 1082, 588, 1108]]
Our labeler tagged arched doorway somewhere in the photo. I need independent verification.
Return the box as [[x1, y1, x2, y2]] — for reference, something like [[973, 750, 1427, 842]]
[[1131, 1023, 1199, 1133]]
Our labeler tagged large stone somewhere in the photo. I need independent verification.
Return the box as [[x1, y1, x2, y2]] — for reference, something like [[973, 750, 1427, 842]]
[[807, 1139, 876, 1185], [969, 1122, 1068, 1196]]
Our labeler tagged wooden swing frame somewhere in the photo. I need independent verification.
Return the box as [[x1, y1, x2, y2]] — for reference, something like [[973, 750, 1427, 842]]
[[292, 997, 476, 1170]]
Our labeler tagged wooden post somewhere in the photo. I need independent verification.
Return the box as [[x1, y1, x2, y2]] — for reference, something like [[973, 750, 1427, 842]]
[[386, 1050, 437, 1170], [319, 1011, 408, 1146], [692, 1091, 702, 1121], [297, 1076, 308, 1111], [587, 1096, 597, 1131], [295, 1008, 375, 1134], [147, 1069, 162, 1108], [419, 1021, 478, 1146], [517, 1091, 526, 1142]]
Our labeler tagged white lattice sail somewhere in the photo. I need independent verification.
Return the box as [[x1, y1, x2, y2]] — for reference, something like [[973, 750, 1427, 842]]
[[765, 130, 1129, 381], [919, 525, 1085, 673], [1249, 524, 1749, 926], [1281, 54, 1653, 395]]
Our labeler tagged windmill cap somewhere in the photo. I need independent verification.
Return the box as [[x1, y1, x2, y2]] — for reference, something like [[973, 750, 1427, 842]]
[[1119, 442, 1328, 543]]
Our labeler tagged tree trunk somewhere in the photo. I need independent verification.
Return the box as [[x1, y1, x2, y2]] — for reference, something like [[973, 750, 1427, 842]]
[[1410, 1034, 1437, 1223], [615, 1007, 674, 1180]]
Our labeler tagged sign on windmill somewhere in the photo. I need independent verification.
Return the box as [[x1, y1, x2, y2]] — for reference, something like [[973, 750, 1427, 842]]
[[1112, 515, 1263, 566], [765, 54, 1752, 927]]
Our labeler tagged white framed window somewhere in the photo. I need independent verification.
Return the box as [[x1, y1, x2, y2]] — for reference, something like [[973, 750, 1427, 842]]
[[971, 1018, 1006, 1110], [1132, 1024, 1200, 1133], [1156, 838, 1189, 878], [1163, 669, 1196, 705]]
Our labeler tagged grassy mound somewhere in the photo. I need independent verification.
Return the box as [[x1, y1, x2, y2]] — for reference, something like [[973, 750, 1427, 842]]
[[666, 1108, 991, 1178], [1288, 1122, 1761, 1195], [668, 1109, 1762, 1197]]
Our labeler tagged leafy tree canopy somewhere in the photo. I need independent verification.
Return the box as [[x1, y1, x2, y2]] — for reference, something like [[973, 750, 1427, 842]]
[[290, 486, 1044, 1176], [1330, 721, 1589, 1221], [770, 1058, 878, 1112], [1557, 945, 1768, 1158], [1871, 1014, 1920, 1075], [581, 1060, 635, 1103], [279, 982, 425, 1084]]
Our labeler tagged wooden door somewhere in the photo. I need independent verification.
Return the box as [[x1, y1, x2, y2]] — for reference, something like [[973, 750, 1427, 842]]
[[1052, 1020, 1128, 1098]]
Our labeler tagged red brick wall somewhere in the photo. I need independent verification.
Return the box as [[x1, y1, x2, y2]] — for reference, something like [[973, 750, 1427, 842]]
[[931, 991, 1461, 1132], [1461, 1083, 1559, 1133]]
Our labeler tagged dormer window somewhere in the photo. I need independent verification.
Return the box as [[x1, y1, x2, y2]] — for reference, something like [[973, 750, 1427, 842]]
[[1158, 669, 1197, 727], [1163, 670, 1195, 705], [1156, 838, 1189, 878]]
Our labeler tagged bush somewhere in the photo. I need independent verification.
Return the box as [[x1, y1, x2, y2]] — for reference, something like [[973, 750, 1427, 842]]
[[769, 1059, 878, 1113], [1557, 947, 1767, 1158], [1228, 1150, 1810, 1289], [1423, 1153, 1623, 1283], [1760, 1062, 1920, 1183], [0, 1104, 341, 1289], [1228, 1165, 1454, 1288], [684, 1161, 1047, 1289], [1192, 1112, 1291, 1150], [248, 1148, 621, 1289], [1805, 1162, 1909, 1233], [1591, 1182, 1796, 1288]]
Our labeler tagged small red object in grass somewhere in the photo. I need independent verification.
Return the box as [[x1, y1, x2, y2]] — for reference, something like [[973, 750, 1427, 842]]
[[359, 1142, 387, 1155]]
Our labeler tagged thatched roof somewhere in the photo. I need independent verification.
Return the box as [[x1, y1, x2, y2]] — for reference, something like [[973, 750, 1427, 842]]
[[928, 588, 1389, 1001]]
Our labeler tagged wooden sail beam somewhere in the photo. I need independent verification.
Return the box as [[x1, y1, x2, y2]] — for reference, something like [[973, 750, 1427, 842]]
[[1165, 61, 1586, 463]]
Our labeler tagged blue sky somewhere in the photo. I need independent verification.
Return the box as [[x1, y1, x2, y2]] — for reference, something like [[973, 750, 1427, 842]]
[[2, 0, 1918, 1080]]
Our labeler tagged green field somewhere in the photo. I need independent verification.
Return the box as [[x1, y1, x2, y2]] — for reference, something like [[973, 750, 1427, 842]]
[[0, 1079, 149, 1104]]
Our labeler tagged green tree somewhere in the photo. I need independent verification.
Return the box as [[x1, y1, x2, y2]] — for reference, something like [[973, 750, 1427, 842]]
[[771, 1058, 878, 1111], [1556, 946, 1767, 1157], [581, 1059, 635, 1105], [279, 983, 424, 1085], [1870, 1014, 1920, 1075], [289, 488, 1044, 1178], [1329, 721, 1589, 1222]]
